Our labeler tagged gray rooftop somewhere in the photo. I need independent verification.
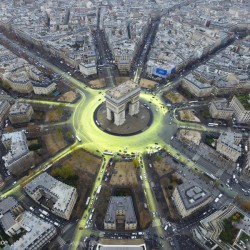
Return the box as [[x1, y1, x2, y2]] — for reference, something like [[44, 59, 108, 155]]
[[5, 211, 57, 250], [9, 102, 31, 116], [104, 196, 137, 224], [106, 80, 140, 100], [218, 132, 242, 152], [0, 196, 19, 215], [99, 247, 144, 250], [24, 172, 77, 213], [176, 182, 212, 210]]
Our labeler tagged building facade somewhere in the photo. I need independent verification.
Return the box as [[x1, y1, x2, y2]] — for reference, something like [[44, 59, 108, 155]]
[[216, 132, 242, 162], [24, 172, 78, 220], [230, 96, 250, 123], [182, 75, 213, 97], [172, 183, 212, 218], [79, 62, 97, 76], [8, 102, 34, 124], [105, 80, 140, 126], [0, 100, 10, 125], [3, 211, 57, 250], [1, 131, 35, 175], [209, 99, 234, 120], [104, 196, 137, 230]]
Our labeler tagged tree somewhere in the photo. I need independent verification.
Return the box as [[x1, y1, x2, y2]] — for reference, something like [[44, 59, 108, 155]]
[[155, 155, 162, 162], [132, 158, 139, 168], [170, 174, 178, 183]]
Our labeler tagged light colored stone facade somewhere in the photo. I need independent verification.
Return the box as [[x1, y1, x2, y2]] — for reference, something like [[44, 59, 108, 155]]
[[105, 80, 140, 126]]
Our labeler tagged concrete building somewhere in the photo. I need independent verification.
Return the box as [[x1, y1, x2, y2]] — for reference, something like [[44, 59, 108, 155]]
[[216, 132, 242, 162], [0, 100, 10, 125], [105, 80, 140, 126], [182, 74, 213, 97], [5, 71, 33, 94], [3, 211, 57, 250], [244, 151, 250, 177], [0, 196, 24, 236], [97, 239, 147, 250], [230, 96, 250, 123], [1, 131, 35, 175], [32, 80, 57, 95], [172, 182, 212, 218], [24, 172, 78, 220], [104, 196, 137, 230], [8, 102, 34, 124], [209, 99, 234, 120], [79, 61, 97, 76]]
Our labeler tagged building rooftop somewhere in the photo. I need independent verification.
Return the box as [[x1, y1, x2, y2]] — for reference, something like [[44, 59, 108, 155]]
[[97, 239, 146, 250], [7, 211, 56, 250], [106, 80, 140, 99], [211, 99, 233, 111], [176, 182, 212, 211], [9, 102, 31, 116], [1, 131, 29, 169], [24, 172, 77, 214], [218, 132, 242, 152], [104, 196, 137, 224]]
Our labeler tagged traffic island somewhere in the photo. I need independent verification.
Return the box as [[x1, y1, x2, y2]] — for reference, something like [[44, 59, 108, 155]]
[[94, 102, 153, 136]]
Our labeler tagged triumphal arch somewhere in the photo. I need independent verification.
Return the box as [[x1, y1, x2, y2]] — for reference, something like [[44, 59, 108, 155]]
[[105, 80, 141, 126]]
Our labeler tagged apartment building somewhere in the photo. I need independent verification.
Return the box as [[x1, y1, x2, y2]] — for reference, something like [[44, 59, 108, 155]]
[[8, 102, 34, 124], [1, 131, 35, 175], [0, 196, 24, 237], [182, 74, 213, 97], [209, 99, 234, 120], [3, 211, 57, 250], [104, 196, 137, 230], [32, 80, 57, 95], [79, 61, 97, 76], [24, 172, 78, 220], [0, 100, 10, 125], [172, 182, 212, 218], [216, 132, 242, 162], [230, 96, 250, 123]]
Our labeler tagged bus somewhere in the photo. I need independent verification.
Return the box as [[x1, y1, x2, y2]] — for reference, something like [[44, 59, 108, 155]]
[[207, 123, 219, 127], [204, 172, 217, 181], [103, 151, 113, 156], [86, 197, 90, 206], [76, 135, 81, 142], [43, 164, 52, 172], [96, 185, 102, 194]]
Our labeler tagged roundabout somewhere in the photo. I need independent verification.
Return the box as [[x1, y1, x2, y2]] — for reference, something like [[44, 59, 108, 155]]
[[70, 88, 170, 154], [94, 101, 153, 136]]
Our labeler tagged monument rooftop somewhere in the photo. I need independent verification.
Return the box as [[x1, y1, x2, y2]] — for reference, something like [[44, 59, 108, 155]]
[[106, 80, 140, 100]]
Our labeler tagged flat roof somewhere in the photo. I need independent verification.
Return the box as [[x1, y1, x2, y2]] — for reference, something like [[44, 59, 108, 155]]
[[105, 196, 137, 224], [97, 239, 146, 250], [106, 80, 140, 99], [176, 182, 212, 210]]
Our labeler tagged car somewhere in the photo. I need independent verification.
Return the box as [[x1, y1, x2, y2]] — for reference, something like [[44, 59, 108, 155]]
[[218, 194, 223, 198], [214, 198, 219, 203]]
